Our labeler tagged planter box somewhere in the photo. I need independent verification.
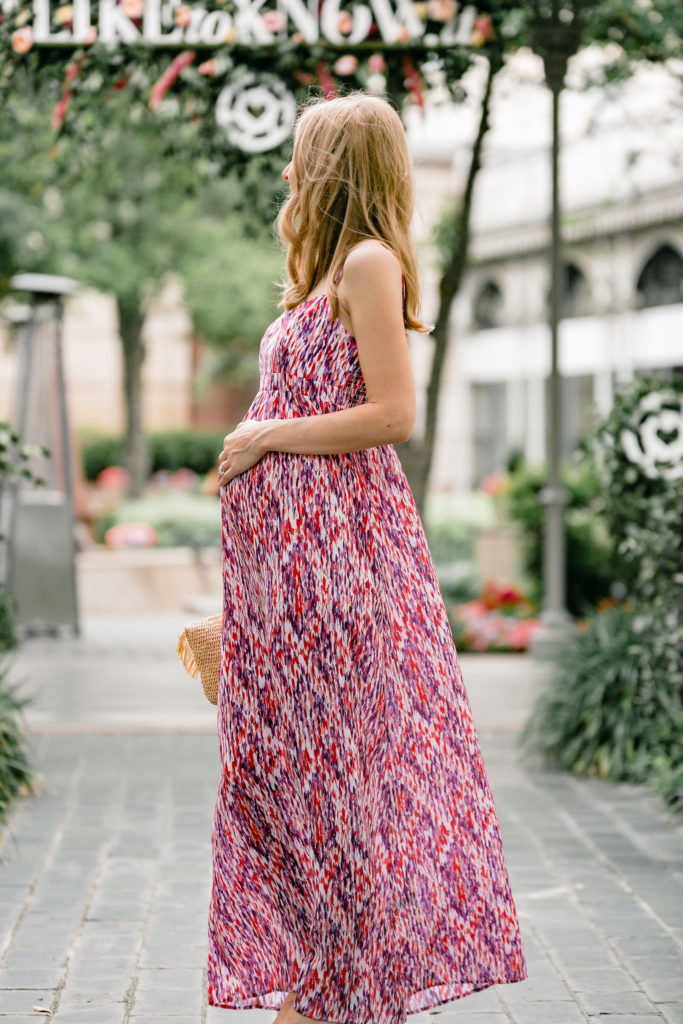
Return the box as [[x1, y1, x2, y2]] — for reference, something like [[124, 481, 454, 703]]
[[475, 524, 523, 583], [77, 546, 221, 613]]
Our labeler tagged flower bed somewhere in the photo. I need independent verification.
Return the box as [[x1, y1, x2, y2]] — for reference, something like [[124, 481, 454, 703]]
[[449, 579, 543, 652]]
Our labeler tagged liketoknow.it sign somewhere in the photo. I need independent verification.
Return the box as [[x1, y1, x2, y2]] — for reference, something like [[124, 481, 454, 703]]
[[20, 0, 478, 46]]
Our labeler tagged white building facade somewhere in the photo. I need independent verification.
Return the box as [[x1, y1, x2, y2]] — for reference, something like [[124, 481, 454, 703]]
[[407, 53, 683, 493]]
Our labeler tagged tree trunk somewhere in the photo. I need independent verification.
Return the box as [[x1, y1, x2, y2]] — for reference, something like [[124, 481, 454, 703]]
[[399, 56, 500, 518], [117, 295, 150, 499]]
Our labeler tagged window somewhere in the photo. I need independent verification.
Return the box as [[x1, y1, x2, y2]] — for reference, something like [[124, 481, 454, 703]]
[[636, 244, 683, 308], [563, 262, 591, 317], [472, 382, 507, 484], [544, 262, 591, 318], [473, 280, 503, 330]]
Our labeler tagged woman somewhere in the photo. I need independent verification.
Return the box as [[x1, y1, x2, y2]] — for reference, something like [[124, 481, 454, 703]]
[[208, 90, 528, 1024]]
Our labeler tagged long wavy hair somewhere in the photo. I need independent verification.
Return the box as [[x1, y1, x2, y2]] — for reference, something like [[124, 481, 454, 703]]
[[276, 91, 433, 335]]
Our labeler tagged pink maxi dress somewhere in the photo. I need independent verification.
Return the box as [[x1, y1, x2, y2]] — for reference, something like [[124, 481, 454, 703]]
[[207, 268, 528, 1024]]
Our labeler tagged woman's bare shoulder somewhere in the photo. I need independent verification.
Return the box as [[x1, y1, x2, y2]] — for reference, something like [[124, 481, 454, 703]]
[[342, 239, 402, 287]]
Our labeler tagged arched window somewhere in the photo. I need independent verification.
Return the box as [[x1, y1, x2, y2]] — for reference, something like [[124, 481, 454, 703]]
[[562, 262, 590, 317], [545, 262, 591, 317], [636, 244, 683, 308], [473, 280, 503, 330]]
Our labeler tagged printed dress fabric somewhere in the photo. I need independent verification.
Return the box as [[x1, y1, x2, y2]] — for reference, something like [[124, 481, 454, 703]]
[[207, 276, 528, 1024]]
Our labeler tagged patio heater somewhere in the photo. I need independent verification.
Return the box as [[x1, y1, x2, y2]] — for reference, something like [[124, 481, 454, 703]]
[[0, 273, 81, 637], [529, 0, 584, 651]]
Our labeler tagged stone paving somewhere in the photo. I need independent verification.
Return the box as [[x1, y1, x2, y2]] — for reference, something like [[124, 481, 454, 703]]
[[0, 614, 681, 1024]]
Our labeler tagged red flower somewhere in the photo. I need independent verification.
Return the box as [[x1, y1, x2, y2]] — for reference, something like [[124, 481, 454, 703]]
[[51, 92, 73, 130], [149, 50, 196, 109]]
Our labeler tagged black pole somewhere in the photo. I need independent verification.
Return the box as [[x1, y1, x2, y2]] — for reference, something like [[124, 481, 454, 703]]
[[530, 1, 582, 650]]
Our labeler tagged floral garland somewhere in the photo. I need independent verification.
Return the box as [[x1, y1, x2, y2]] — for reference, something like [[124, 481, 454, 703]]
[[0, 0, 506, 166]]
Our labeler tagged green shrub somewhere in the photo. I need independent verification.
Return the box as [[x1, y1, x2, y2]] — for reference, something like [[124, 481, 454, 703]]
[[77, 429, 126, 481], [0, 587, 17, 652], [520, 605, 683, 813], [522, 373, 683, 814], [424, 491, 488, 604], [78, 427, 228, 482], [93, 511, 118, 545], [95, 492, 221, 548], [424, 491, 491, 566], [0, 655, 37, 830], [502, 450, 614, 616], [588, 373, 682, 617], [0, 422, 41, 826], [435, 562, 480, 605], [149, 428, 227, 476]]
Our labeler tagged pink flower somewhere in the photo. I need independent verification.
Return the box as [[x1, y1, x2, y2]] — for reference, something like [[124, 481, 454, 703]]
[[473, 14, 495, 41], [368, 53, 386, 72], [11, 27, 33, 53], [478, 471, 509, 497], [315, 60, 337, 99], [122, 0, 145, 19], [65, 59, 83, 84], [83, 24, 97, 43], [51, 92, 73, 130], [506, 619, 543, 650], [198, 59, 219, 76], [170, 468, 198, 490], [338, 11, 353, 33], [262, 10, 287, 32], [174, 4, 192, 27], [333, 54, 358, 76], [105, 522, 158, 548], [96, 465, 129, 489], [149, 50, 195, 109], [427, 0, 457, 21]]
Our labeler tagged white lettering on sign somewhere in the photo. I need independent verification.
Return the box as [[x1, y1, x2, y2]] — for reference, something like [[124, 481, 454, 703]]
[[198, 10, 234, 44], [33, 0, 72, 42], [99, 0, 141, 43], [370, 0, 423, 44], [232, 0, 274, 45], [319, 0, 371, 45], [143, 0, 183, 44], [277, 0, 318, 44], [22, 0, 472, 46]]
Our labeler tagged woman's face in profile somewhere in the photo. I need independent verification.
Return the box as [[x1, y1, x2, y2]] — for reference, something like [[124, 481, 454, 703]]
[[282, 159, 297, 194]]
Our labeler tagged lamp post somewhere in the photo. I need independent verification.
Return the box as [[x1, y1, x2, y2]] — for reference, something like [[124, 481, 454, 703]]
[[530, 0, 584, 652]]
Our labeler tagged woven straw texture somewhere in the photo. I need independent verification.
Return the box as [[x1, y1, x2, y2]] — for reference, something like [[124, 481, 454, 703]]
[[176, 613, 222, 705]]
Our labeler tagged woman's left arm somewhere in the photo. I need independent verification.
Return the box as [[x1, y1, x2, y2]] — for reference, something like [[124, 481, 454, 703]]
[[218, 243, 417, 487]]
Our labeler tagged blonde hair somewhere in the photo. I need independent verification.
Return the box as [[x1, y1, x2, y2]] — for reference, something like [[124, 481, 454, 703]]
[[276, 91, 432, 335]]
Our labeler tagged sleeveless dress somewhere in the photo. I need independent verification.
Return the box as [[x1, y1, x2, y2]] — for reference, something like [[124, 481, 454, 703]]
[[207, 267, 528, 1024]]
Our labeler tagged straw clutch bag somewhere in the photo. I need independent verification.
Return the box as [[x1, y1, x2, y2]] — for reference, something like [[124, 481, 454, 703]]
[[176, 613, 222, 705]]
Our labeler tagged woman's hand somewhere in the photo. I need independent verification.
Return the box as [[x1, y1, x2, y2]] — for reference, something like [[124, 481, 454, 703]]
[[217, 420, 273, 487]]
